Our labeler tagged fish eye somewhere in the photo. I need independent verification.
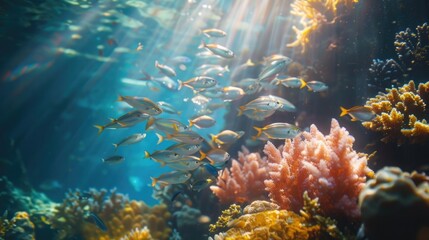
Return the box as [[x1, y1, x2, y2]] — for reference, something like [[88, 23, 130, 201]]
[[174, 153, 178, 156]]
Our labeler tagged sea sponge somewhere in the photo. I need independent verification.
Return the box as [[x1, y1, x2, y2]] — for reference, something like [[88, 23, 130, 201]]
[[210, 146, 268, 205], [362, 80, 429, 144], [264, 119, 372, 219], [359, 167, 429, 239]]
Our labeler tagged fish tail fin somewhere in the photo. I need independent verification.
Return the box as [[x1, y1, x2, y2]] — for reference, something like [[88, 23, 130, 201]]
[[299, 79, 307, 89], [117, 95, 124, 102], [340, 107, 348, 117], [237, 106, 245, 116], [94, 125, 105, 135], [151, 177, 158, 187], [156, 133, 164, 144], [199, 150, 207, 161], [177, 80, 183, 91], [188, 120, 194, 127], [198, 40, 206, 49], [172, 124, 179, 132], [225, 65, 230, 72], [109, 118, 116, 122], [210, 134, 217, 143], [142, 71, 152, 80], [246, 59, 255, 66], [271, 78, 280, 85], [253, 126, 263, 138], [144, 151, 150, 158], [155, 60, 159, 68], [146, 116, 155, 130], [113, 144, 118, 151]]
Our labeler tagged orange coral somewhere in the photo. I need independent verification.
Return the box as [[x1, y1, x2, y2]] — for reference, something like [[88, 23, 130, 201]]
[[82, 201, 171, 240], [288, 0, 359, 52], [210, 146, 268, 205], [264, 119, 372, 219], [119, 227, 153, 240], [363, 80, 429, 144]]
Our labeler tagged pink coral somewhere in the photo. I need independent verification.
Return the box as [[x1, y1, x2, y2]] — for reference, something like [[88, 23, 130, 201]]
[[264, 119, 372, 219], [210, 146, 268, 204]]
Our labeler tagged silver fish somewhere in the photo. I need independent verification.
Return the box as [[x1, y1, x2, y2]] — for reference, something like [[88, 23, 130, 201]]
[[113, 133, 146, 151], [155, 61, 176, 78], [189, 115, 216, 128], [307, 81, 328, 92], [253, 123, 300, 140], [118, 96, 162, 115], [167, 143, 202, 155], [151, 171, 192, 186], [199, 41, 234, 58], [102, 155, 124, 164], [259, 56, 292, 81]]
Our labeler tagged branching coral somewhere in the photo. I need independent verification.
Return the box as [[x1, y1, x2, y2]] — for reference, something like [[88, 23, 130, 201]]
[[359, 167, 429, 239], [51, 188, 171, 240], [368, 58, 405, 90], [209, 204, 241, 233], [264, 118, 372, 219], [288, 0, 359, 52], [209, 194, 343, 240], [119, 227, 152, 240], [362, 80, 429, 144], [394, 22, 429, 72], [210, 147, 268, 205], [0, 211, 35, 240]]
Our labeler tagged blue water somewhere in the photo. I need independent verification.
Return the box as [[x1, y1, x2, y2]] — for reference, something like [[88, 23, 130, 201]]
[[1, 0, 429, 239]]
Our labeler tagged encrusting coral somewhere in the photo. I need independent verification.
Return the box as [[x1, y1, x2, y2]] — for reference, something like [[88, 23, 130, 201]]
[[209, 193, 343, 240], [0, 211, 35, 240], [287, 0, 359, 52], [50, 188, 171, 240], [264, 118, 372, 219], [210, 146, 268, 205], [359, 167, 429, 239], [362, 80, 429, 144]]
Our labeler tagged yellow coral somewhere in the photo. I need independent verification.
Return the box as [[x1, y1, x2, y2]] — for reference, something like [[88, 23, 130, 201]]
[[210, 196, 343, 240], [363, 80, 429, 144], [120, 227, 153, 240], [288, 0, 359, 52], [82, 201, 171, 240], [209, 204, 242, 233]]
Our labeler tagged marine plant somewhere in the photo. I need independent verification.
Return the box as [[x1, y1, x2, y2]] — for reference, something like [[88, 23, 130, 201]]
[[359, 167, 429, 239], [210, 146, 268, 205], [362, 80, 429, 144], [209, 193, 343, 240], [288, 0, 359, 52], [264, 119, 372, 219]]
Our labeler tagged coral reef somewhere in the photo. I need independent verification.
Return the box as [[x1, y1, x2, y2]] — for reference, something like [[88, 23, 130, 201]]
[[288, 0, 359, 52], [359, 167, 429, 239], [50, 188, 171, 240], [0, 211, 35, 240], [394, 23, 429, 74], [368, 58, 405, 90], [209, 204, 241, 233], [119, 227, 152, 240], [264, 119, 372, 219], [173, 205, 210, 239], [209, 194, 343, 240], [210, 147, 268, 205], [362, 80, 429, 144], [0, 176, 57, 228]]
